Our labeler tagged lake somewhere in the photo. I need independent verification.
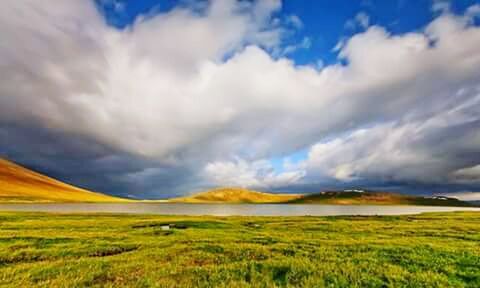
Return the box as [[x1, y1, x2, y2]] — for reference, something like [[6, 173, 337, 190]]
[[0, 203, 478, 216]]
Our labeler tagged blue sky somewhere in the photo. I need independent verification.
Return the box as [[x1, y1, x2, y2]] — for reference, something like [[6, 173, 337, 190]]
[[97, 0, 479, 66], [2, 0, 480, 199]]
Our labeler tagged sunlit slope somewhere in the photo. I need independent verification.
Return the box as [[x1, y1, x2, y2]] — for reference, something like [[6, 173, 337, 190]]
[[0, 158, 126, 203], [170, 187, 302, 203], [288, 191, 472, 206], [170, 188, 473, 206]]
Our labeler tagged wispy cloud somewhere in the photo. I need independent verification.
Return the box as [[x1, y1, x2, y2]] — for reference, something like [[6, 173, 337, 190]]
[[345, 12, 370, 30]]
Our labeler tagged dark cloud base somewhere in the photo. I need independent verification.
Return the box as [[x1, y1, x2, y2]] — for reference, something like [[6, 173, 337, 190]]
[[1, 123, 478, 199]]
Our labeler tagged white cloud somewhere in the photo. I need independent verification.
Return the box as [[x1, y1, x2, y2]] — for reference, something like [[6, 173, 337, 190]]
[[1, 1, 480, 194], [432, 0, 450, 14], [302, 86, 480, 184], [281, 36, 311, 55], [438, 192, 480, 201], [345, 12, 370, 30], [315, 59, 324, 70], [356, 12, 370, 28], [204, 158, 305, 188], [466, 4, 480, 20], [451, 165, 480, 183], [286, 14, 303, 29], [332, 38, 346, 51]]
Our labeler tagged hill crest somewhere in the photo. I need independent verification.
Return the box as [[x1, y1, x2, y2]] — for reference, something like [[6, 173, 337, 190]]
[[170, 187, 302, 203], [288, 190, 473, 206], [0, 158, 126, 203]]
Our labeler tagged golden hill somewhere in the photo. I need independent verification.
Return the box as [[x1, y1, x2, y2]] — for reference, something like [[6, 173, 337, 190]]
[[0, 158, 127, 203], [170, 187, 302, 203]]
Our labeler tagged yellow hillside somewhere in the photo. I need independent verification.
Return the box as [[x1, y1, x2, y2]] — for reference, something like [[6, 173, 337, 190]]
[[170, 187, 302, 203], [0, 158, 127, 203]]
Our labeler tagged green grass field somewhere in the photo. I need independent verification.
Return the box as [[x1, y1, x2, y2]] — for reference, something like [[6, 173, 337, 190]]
[[0, 212, 479, 287]]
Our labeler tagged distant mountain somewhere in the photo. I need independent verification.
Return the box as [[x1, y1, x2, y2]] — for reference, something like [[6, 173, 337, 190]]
[[170, 188, 475, 206], [288, 190, 474, 207], [170, 187, 302, 203], [0, 158, 127, 203]]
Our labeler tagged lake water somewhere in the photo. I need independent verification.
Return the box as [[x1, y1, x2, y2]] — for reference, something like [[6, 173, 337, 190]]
[[0, 203, 478, 216]]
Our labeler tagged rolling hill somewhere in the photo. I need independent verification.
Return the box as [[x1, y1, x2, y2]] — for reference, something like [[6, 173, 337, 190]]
[[170, 187, 474, 207], [0, 158, 127, 203], [170, 187, 302, 203], [287, 190, 473, 207]]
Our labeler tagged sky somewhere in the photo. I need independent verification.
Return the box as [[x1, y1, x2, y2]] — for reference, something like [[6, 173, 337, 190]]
[[1, 0, 480, 200]]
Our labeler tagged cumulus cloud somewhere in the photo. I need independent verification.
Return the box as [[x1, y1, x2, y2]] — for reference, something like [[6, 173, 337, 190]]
[[204, 158, 305, 189], [1, 0, 480, 196]]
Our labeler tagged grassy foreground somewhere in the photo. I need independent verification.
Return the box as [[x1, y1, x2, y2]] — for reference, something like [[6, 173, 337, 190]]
[[0, 212, 479, 287]]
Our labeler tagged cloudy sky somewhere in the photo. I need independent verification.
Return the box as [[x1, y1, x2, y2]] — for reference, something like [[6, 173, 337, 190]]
[[1, 0, 480, 199]]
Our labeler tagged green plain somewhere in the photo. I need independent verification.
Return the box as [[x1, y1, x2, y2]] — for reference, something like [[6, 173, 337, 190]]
[[0, 211, 479, 287]]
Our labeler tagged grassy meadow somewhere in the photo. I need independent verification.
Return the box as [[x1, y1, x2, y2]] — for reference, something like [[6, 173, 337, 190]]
[[0, 212, 479, 287]]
